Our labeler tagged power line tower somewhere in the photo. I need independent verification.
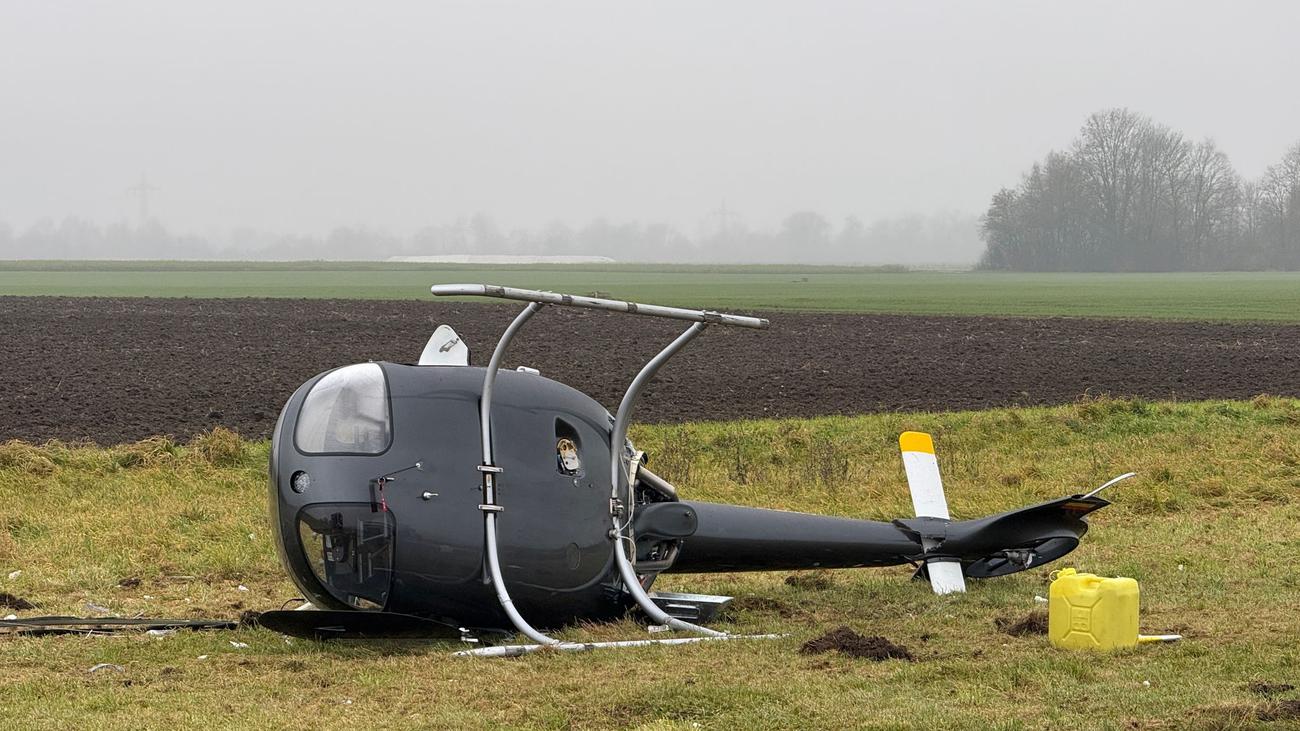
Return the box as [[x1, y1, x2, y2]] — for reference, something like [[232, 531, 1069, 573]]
[[128, 174, 158, 224], [709, 201, 740, 238]]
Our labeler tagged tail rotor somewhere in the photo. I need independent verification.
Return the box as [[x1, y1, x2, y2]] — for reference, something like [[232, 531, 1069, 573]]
[[899, 431, 967, 595]]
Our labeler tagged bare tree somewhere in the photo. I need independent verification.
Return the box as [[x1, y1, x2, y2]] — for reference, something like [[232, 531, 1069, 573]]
[[977, 109, 1300, 272], [1184, 140, 1240, 268], [1255, 143, 1300, 267]]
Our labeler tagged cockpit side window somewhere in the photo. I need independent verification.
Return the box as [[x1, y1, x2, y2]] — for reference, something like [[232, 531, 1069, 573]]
[[294, 363, 392, 455], [297, 503, 395, 610]]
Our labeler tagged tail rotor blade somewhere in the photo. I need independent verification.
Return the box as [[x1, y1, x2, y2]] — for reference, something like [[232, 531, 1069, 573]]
[[899, 431, 966, 595]]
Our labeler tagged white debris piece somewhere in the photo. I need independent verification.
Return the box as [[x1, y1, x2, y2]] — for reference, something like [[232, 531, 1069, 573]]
[[237, 585, 249, 592], [7, 570, 21, 580], [147, 629, 176, 638], [88, 663, 124, 673], [196, 655, 209, 660], [3, 614, 16, 621], [86, 602, 112, 614], [1034, 595, 1048, 603], [647, 624, 670, 634], [229, 641, 249, 649]]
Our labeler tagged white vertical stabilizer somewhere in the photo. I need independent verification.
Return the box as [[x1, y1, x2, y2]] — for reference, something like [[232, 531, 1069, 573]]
[[419, 325, 470, 366], [899, 431, 966, 595]]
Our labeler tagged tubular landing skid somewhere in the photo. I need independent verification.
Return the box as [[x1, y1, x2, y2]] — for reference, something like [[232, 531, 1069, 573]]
[[432, 284, 779, 657]]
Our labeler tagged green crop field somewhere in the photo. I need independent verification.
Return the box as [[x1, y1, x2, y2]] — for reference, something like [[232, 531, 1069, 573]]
[[2, 397, 1299, 729], [3, 261, 1300, 321]]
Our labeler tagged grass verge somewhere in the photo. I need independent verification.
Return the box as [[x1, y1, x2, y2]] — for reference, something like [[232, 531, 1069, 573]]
[[1, 396, 1298, 729]]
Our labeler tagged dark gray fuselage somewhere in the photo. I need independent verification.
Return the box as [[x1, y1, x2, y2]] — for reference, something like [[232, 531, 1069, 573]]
[[270, 362, 1101, 633]]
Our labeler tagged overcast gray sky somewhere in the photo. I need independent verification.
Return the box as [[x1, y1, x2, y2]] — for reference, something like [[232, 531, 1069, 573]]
[[1, 1, 1297, 236]]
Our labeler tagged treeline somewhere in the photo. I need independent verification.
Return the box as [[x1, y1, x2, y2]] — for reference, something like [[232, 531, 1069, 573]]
[[980, 109, 1300, 271], [0, 211, 982, 265]]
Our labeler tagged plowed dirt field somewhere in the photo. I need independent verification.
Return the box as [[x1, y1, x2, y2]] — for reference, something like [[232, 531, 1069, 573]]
[[3, 296, 1297, 444]]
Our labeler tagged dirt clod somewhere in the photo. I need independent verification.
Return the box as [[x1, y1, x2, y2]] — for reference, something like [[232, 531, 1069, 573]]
[[1248, 681, 1296, 696], [996, 611, 1048, 636], [784, 571, 834, 590], [1258, 700, 1300, 721], [118, 577, 141, 588], [800, 626, 914, 661], [0, 591, 35, 610]]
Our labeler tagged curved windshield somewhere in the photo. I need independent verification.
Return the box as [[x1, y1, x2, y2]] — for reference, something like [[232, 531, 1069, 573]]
[[297, 504, 395, 610], [295, 363, 391, 454]]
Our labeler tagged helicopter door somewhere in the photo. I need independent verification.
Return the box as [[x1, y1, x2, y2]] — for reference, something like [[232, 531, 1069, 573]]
[[296, 503, 396, 610]]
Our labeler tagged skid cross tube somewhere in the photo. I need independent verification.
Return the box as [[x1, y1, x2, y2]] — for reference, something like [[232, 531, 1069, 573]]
[[431, 283, 770, 330]]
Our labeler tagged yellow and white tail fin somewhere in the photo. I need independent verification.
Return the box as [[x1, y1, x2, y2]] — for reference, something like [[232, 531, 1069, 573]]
[[899, 431, 966, 595]]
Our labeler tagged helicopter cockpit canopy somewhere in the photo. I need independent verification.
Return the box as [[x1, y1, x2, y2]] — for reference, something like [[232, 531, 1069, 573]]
[[294, 363, 391, 455]]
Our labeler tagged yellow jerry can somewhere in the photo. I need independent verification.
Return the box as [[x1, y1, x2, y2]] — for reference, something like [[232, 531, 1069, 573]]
[[1048, 568, 1139, 651]]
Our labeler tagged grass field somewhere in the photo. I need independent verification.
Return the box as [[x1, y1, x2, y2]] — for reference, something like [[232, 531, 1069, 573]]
[[2, 396, 1299, 729], [3, 261, 1300, 321]]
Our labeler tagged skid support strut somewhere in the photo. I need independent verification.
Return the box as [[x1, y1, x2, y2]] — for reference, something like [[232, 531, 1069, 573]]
[[435, 283, 773, 656], [609, 322, 725, 637]]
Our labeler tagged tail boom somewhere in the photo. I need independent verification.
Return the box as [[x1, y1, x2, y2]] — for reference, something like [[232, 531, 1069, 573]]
[[664, 494, 1108, 577]]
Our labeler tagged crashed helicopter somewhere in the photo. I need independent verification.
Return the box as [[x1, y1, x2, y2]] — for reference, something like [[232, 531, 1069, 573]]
[[258, 284, 1131, 656]]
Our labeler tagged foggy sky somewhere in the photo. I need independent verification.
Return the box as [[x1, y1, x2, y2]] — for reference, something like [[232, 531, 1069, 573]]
[[2, 1, 1297, 238]]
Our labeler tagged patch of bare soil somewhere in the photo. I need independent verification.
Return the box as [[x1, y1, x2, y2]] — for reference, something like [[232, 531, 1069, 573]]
[[800, 626, 915, 661], [1248, 681, 1296, 696], [1257, 700, 1300, 722], [0, 591, 36, 610], [784, 571, 835, 590], [995, 610, 1048, 636]]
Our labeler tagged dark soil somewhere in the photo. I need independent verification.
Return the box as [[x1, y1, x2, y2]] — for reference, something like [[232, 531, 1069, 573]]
[[1248, 681, 1297, 696], [784, 571, 835, 590], [0, 591, 36, 610], [996, 610, 1049, 636], [4, 296, 1300, 444], [800, 626, 914, 661], [1258, 700, 1300, 721]]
